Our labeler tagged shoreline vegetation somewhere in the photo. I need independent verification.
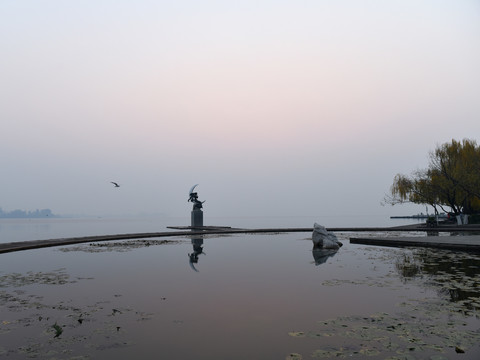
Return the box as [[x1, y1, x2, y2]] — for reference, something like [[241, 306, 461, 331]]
[[0, 208, 59, 218]]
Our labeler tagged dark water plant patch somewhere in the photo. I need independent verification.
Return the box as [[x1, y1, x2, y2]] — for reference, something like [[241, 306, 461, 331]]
[[289, 301, 480, 358], [287, 246, 480, 359], [57, 239, 184, 253], [0, 268, 154, 359], [0, 268, 72, 287]]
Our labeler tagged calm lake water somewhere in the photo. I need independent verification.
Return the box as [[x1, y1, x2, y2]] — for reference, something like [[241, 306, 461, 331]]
[[1, 218, 479, 359]]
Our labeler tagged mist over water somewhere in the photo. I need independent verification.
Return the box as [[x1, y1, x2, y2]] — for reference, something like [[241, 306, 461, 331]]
[[1, 1, 478, 222]]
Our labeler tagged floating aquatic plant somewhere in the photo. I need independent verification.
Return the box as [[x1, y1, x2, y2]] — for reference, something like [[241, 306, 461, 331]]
[[52, 322, 63, 338], [289, 246, 480, 359], [288, 331, 305, 337], [289, 304, 480, 358], [57, 239, 184, 253], [0, 269, 72, 287], [0, 275, 151, 358], [286, 353, 303, 360]]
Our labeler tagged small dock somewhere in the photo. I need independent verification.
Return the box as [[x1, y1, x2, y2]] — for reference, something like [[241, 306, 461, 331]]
[[350, 235, 480, 253]]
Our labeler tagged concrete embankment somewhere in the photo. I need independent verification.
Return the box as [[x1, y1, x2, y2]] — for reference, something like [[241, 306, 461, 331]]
[[1, 225, 479, 254]]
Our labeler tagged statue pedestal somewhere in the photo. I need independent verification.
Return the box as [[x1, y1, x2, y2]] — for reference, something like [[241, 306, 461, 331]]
[[191, 209, 203, 227]]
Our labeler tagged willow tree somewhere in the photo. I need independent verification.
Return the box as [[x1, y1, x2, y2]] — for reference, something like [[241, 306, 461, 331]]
[[385, 139, 480, 215]]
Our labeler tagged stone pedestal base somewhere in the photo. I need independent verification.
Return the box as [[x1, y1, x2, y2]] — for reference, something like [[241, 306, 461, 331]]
[[191, 209, 203, 227]]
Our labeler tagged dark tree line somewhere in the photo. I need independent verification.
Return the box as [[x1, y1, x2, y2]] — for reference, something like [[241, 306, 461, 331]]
[[0, 208, 57, 218]]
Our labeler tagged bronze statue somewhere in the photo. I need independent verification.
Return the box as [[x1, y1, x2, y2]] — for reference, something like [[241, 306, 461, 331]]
[[188, 184, 205, 210]]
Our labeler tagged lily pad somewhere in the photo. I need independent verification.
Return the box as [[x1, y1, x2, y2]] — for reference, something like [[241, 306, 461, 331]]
[[286, 353, 303, 360], [288, 331, 305, 337]]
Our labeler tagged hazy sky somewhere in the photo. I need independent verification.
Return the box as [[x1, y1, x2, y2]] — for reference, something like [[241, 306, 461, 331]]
[[1, 0, 479, 218]]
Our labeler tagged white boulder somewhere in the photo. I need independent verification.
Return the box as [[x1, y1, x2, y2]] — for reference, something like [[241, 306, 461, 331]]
[[312, 223, 343, 250]]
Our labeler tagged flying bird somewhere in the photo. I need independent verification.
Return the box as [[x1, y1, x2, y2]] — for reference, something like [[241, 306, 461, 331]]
[[111, 182, 120, 188]]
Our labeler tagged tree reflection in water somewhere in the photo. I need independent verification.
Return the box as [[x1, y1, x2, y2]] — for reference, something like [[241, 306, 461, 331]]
[[394, 248, 480, 307]]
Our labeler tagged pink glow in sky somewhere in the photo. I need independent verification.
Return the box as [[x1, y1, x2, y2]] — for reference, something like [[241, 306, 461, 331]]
[[1, 0, 479, 219]]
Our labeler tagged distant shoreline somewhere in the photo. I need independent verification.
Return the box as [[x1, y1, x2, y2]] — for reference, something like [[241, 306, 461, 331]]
[[0, 216, 61, 219], [0, 208, 59, 219]]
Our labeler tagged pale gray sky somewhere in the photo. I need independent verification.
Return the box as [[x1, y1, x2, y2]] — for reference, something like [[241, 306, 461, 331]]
[[1, 0, 479, 218]]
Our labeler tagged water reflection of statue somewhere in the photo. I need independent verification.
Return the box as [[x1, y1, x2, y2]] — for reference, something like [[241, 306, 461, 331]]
[[188, 238, 205, 272], [188, 184, 205, 210]]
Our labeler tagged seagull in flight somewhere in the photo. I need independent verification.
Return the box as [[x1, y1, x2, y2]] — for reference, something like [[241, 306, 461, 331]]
[[111, 181, 120, 188]]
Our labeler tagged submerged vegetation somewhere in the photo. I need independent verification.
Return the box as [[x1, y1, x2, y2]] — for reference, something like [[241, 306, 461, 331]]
[[289, 305, 480, 358], [57, 239, 183, 253], [0, 268, 151, 358], [288, 247, 480, 359]]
